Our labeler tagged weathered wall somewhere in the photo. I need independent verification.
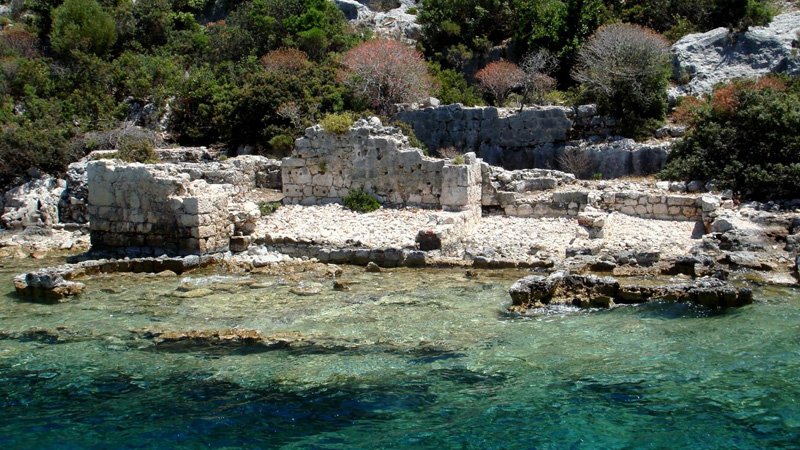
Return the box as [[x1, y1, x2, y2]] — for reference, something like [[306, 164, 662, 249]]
[[87, 160, 234, 256], [597, 191, 702, 221], [282, 118, 482, 211], [394, 104, 670, 177]]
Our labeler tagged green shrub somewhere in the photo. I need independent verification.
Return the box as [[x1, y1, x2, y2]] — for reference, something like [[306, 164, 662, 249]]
[[117, 135, 159, 163], [343, 188, 381, 213], [258, 201, 281, 216], [391, 120, 428, 155], [50, 0, 117, 56], [660, 76, 800, 200], [320, 112, 355, 135], [269, 134, 295, 155], [451, 155, 465, 165]]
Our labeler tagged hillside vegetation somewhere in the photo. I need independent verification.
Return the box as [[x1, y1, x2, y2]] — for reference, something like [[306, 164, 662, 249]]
[[0, 0, 785, 197]]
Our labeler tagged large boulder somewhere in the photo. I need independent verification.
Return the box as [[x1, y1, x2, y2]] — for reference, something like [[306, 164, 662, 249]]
[[672, 12, 800, 96], [1, 177, 66, 229], [334, 0, 421, 42]]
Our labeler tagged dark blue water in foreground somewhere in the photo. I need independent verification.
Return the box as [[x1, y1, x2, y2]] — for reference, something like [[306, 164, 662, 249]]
[[0, 265, 798, 449]]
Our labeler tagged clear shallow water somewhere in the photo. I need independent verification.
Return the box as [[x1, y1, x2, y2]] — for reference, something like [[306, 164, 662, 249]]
[[1, 259, 799, 449]]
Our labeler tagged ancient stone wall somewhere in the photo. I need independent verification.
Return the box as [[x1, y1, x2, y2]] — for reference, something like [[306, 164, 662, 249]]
[[597, 191, 702, 221], [282, 118, 482, 211], [394, 104, 670, 177], [87, 160, 234, 256]]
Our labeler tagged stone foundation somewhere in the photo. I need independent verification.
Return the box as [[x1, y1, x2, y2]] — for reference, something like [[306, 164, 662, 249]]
[[87, 161, 234, 256]]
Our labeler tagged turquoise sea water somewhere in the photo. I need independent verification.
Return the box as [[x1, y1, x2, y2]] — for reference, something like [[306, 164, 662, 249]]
[[0, 259, 799, 449]]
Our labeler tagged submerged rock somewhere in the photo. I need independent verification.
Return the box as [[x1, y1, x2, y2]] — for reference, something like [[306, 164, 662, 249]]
[[172, 288, 214, 299], [136, 329, 304, 351], [13, 269, 85, 301], [509, 271, 752, 311]]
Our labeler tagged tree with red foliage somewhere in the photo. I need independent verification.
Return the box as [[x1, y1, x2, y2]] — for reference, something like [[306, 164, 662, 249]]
[[340, 38, 433, 114], [475, 60, 524, 106], [260, 48, 311, 74]]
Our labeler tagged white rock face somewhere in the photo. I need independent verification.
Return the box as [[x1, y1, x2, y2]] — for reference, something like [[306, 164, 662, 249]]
[[1, 177, 66, 229], [671, 11, 800, 96], [334, 0, 421, 41]]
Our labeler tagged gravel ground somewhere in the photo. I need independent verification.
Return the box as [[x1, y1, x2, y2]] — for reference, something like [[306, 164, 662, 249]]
[[601, 213, 701, 258], [258, 204, 438, 248], [259, 205, 703, 261], [463, 216, 579, 261]]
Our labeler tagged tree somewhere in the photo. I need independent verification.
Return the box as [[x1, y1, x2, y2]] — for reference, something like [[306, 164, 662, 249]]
[[475, 60, 524, 106], [339, 38, 434, 114], [518, 49, 559, 109], [50, 0, 117, 56], [572, 23, 671, 136]]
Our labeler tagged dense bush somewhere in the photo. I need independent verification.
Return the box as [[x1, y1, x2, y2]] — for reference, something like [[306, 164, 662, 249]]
[[572, 23, 671, 137], [343, 188, 381, 213], [320, 112, 356, 135], [660, 77, 800, 200], [619, 0, 774, 39], [50, 0, 117, 56], [116, 134, 159, 163]]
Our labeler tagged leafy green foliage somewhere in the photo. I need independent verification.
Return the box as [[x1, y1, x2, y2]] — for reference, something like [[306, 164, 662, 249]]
[[343, 188, 381, 213], [258, 201, 281, 215], [429, 64, 483, 106], [619, 0, 774, 40], [660, 77, 800, 199], [320, 112, 355, 135], [269, 134, 295, 155], [117, 134, 159, 163], [50, 0, 117, 56]]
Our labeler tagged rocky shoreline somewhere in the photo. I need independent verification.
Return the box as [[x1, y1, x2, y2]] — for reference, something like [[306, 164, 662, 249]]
[[3, 117, 799, 312]]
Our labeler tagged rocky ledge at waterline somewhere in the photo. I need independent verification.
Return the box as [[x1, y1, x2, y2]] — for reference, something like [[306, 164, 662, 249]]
[[508, 271, 753, 311]]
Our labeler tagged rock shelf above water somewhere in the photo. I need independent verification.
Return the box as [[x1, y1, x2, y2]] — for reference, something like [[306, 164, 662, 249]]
[[508, 271, 753, 311]]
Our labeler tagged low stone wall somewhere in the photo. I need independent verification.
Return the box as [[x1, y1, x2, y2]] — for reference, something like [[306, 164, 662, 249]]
[[87, 161, 234, 256], [597, 191, 701, 221], [282, 118, 482, 211]]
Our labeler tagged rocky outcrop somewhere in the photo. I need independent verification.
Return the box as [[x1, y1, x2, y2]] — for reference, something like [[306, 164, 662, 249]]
[[509, 271, 753, 310], [59, 162, 88, 224], [1, 177, 65, 229], [334, 0, 421, 41], [283, 118, 482, 211], [672, 11, 800, 96]]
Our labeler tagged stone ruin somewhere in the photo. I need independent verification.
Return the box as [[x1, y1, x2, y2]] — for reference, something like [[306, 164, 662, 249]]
[[394, 104, 674, 177], [88, 161, 235, 256], [282, 118, 482, 212], [85, 155, 280, 256]]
